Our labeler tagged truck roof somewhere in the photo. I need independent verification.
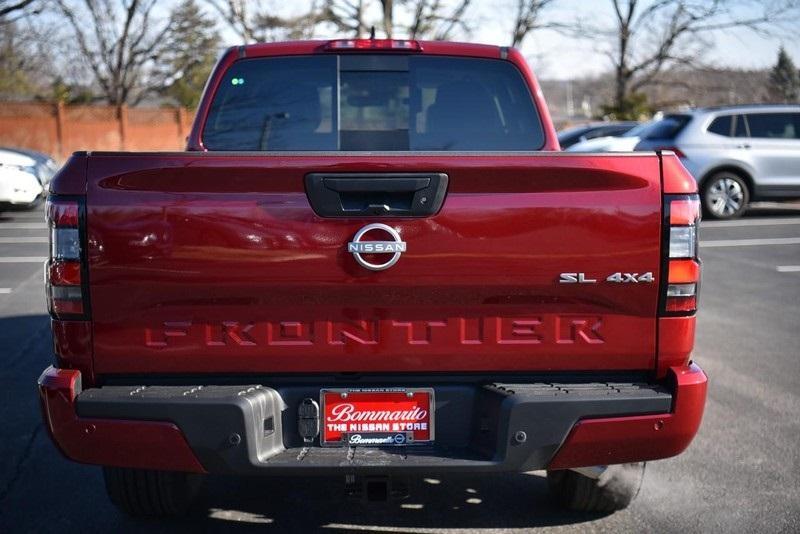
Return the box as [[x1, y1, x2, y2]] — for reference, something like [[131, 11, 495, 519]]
[[234, 39, 509, 60]]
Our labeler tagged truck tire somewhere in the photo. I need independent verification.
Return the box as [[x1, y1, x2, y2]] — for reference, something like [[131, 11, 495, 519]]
[[546, 463, 645, 512], [103, 467, 202, 517], [701, 171, 749, 219]]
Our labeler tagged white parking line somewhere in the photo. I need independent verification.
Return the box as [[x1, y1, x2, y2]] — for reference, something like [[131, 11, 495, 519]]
[[0, 288, 11, 294], [0, 257, 47, 263], [0, 237, 48, 243], [0, 223, 47, 229], [701, 217, 800, 228], [777, 266, 800, 273], [701, 237, 800, 248]]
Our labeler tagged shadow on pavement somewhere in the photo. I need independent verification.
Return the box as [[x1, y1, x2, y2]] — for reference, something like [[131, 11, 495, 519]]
[[0, 202, 44, 217], [744, 201, 800, 217], [124, 471, 606, 532]]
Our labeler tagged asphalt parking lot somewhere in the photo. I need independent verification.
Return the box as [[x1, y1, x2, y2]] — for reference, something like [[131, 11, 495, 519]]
[[1, 202, 799, 533]]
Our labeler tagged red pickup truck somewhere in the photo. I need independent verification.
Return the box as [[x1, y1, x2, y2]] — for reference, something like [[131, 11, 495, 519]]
[[38, 39, 707, 516]]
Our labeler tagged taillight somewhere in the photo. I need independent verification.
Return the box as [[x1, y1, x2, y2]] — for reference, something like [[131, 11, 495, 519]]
[[46, 197, 89, 318], [661, 195, 700, 315], [656, 146, 686, 158]]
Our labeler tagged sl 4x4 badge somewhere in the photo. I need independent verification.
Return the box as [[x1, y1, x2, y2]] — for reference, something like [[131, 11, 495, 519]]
[[559, 272, 655, 284]]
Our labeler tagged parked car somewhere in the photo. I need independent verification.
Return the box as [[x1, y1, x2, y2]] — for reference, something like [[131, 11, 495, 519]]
[[0, 150, 45, 210], [564, 119, 669, 152], [38, 39, 706, 517], [634, 105, 800, 219], [557, 121, 638, 149], [0, 147, 58, 188]]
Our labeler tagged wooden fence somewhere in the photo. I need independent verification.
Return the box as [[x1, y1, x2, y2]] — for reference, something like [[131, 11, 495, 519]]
[[0, 102, 195, 162]]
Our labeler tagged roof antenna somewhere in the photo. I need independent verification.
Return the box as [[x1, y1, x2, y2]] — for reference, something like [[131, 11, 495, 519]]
[[369, 26, 376, 40]]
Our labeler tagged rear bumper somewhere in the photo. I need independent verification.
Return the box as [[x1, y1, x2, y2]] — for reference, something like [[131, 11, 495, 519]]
[[38, 364, 707, 475]]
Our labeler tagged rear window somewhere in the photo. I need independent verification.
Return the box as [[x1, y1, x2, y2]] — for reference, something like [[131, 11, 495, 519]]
[[202, 55, 544, 151], [634, 114, 691, 140]]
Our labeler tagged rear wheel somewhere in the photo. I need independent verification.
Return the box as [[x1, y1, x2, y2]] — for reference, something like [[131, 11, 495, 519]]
[[701, 171, 749, 219], [546, 463, 646, 512], [103, 467, 203, 517]]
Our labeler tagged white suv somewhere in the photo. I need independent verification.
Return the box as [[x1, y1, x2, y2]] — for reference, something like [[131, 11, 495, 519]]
[[634, 105, 800, 219]]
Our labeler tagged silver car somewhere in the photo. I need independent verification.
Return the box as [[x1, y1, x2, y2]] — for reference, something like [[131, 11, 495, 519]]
[[634, 105, 800, 219]]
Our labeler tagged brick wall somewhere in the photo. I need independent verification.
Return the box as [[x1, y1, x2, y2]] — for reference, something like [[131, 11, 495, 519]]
[[0, 102, 194, 162]]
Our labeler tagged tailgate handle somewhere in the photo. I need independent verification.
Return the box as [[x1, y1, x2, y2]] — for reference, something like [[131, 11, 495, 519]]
[[305, 173, 449, 217], [324, 177, 430, 193]]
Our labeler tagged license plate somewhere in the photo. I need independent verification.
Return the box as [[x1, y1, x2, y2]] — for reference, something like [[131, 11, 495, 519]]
[[321, 388, 434, 446]]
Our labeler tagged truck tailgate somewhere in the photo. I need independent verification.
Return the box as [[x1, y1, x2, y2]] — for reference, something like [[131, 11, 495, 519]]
[[86, 153, 662, 375]]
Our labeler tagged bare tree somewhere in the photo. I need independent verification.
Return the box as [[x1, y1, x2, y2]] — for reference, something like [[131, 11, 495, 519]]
[[0, 1, 42, 97], [205, 0, 257, 41], [510, 0, 557, 47], [323, 0, 368, 37], [0, 0, 37, 22], [590, 0, 800, 118], [206, 0, 471, 43], [323, 0, 472, 40], [206, 0, 322, 42], [0, 4, 71, 101], [380, 0, 392, 37], [406, 0, 472, 40], [0, 22, 33, 96], [54, 0, 173, 107]]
